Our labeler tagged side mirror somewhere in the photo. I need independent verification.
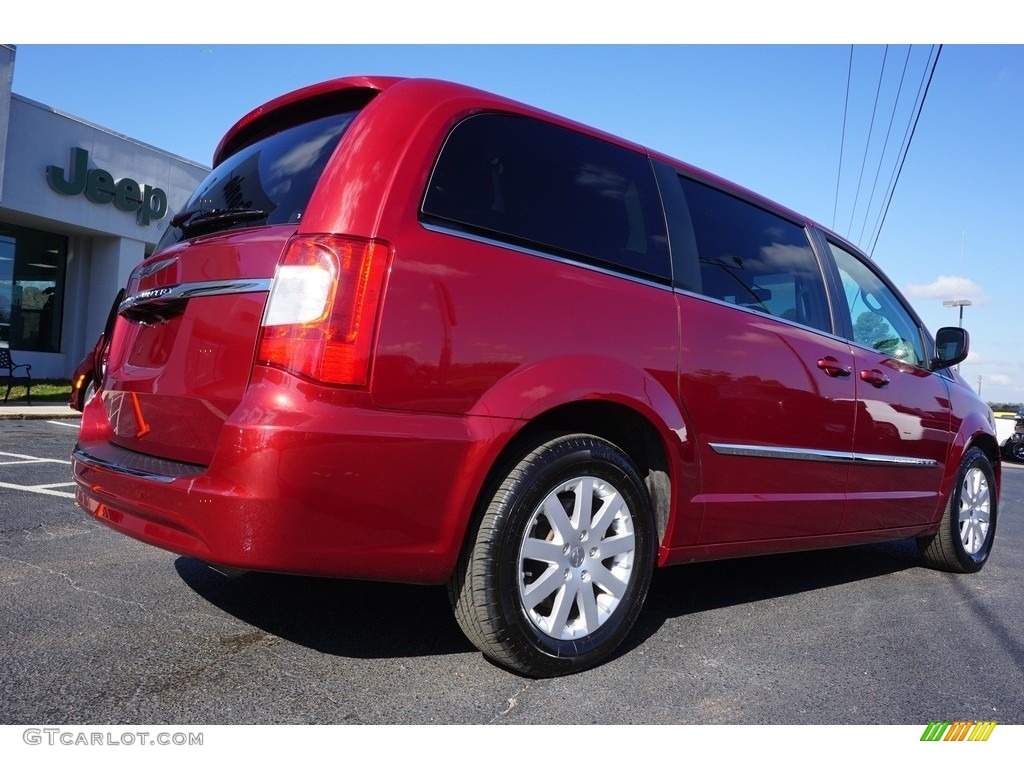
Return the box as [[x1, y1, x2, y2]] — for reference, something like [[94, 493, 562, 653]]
[[931, 326, 969, 371]]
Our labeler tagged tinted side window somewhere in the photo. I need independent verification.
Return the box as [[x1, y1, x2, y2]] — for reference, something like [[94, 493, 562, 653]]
[[829, 242, 926, 367], [679, 176, 831, 334], [422, 113, 670, 281]]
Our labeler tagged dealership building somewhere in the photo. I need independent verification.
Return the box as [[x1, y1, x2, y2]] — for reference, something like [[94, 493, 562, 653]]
[[0, 45, 208, 379]]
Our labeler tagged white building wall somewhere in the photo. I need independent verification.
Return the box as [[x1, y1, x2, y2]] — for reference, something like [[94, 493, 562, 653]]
[[85, 237, 144, 341], [3, 95, 204, 243], [0, 45, 13, 202], [0, 74, 208, 379]]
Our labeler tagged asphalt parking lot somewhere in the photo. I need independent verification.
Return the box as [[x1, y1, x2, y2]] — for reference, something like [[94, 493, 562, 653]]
[[1, 418, 1022, 725]]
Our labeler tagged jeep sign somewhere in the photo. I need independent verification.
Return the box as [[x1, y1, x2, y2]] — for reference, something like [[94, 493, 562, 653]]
[[46, 147, 168, 225]]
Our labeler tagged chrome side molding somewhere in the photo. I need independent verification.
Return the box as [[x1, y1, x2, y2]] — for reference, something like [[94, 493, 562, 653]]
[[709, 442, 939, 468]]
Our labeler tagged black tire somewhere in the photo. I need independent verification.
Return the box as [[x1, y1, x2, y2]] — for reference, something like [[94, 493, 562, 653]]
[[448, 434, 655, 677], [1012, 441, 1024, 463], [918, 447, 997, 573]]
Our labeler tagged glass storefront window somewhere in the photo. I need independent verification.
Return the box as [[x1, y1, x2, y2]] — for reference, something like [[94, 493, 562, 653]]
[[0, 224, 67, 352]]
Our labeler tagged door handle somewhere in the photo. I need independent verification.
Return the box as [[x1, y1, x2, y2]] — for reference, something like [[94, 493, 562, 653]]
[[860, 368, 890, 388], [817, 356, 851, 377]]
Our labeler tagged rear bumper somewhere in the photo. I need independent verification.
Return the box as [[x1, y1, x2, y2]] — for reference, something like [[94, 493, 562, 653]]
[[73, 373, 520, 583]]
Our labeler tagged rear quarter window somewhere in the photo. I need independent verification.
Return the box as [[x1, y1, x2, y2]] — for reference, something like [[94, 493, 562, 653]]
[[421, 113, 671, 282]]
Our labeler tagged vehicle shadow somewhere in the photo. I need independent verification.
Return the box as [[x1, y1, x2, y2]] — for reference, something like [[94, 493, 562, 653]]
[[175, 538, 924, 665], [623, 538, 924, 653], [174, 557, 472, 659]]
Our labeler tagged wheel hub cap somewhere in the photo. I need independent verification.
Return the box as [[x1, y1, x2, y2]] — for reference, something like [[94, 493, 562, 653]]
[[958, 466, 991, 556], [567, 545, 585, 568], [517, 476, 636, 640]]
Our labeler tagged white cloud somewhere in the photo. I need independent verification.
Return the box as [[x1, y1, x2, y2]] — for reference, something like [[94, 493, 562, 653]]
[[983, 373, 1012, 387], [903, 275, 989, 305]]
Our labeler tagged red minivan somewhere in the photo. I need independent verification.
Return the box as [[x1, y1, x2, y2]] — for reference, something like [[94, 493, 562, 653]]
[[73, 76, 1000, 677]]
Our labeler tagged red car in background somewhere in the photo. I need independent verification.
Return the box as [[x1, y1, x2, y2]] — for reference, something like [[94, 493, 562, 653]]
[[69, 289, 123, 412], [72, 76, 1000, 677]]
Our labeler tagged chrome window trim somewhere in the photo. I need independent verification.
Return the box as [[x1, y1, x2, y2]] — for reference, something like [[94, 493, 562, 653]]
[[709, 442, 939, 468], [673, 287, 853, 346], [420, 221, 675, 292], [119, 279, 273, 314]]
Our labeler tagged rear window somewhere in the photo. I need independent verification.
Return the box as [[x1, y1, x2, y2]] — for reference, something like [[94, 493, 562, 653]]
[[421, 113, 671, 282], [156, 110, 359, 251]]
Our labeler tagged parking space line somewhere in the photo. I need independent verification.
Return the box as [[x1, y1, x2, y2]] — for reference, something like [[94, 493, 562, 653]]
[[47, 420, 80, 428], [0, 449, 77, 499], [0, 451, 72, 465], [0, 481, 76, 499]]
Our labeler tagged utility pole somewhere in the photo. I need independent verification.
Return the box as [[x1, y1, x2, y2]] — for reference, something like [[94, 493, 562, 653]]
[[943, 298, 972, 328]]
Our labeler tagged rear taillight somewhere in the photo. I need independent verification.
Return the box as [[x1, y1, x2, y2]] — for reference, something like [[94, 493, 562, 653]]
[[257, 235, 391, 386]]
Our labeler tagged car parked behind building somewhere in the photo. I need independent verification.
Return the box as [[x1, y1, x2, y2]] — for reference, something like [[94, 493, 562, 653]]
[[72, 76, 1000, 677]]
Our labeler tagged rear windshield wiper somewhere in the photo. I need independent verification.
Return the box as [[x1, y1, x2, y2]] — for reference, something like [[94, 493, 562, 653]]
[[170, 207, 267, 236]]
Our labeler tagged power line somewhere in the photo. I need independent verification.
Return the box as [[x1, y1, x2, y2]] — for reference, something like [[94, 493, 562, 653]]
[[866, 44, 943, 258], [856, 45, 913, 247], [864, 45, 938, 255], [832, 45, 854, 231], [846, 45, 890, 238]]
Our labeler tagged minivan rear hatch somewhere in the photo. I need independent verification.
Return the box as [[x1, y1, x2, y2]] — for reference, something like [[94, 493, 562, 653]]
[[103, 228, 290, 466], [99, 85, 386, 466]]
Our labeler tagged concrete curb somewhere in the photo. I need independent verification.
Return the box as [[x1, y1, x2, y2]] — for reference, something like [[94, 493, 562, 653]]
[[0, 407, 81, 421]]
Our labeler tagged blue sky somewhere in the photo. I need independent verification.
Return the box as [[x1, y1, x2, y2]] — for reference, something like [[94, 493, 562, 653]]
[[7, 40, 1024, 403]]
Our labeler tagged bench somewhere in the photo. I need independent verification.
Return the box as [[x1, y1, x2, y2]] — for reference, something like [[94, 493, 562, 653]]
[[1, 348, 32, 404]]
